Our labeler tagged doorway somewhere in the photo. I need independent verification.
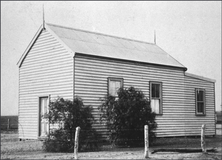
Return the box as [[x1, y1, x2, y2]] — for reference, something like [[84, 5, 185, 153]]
[[39, 97, 49, 137]]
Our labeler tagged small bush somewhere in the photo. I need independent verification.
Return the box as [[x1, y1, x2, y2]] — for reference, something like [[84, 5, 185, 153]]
[[99, 87, 157, 147], [43, 97, 99, 152]]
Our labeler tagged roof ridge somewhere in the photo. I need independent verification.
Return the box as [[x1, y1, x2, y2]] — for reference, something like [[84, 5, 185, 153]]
[[46, 23, 155, 45]]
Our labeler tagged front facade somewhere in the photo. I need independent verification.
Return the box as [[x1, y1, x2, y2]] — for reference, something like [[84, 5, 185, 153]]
[[17, 23, 216, 139]]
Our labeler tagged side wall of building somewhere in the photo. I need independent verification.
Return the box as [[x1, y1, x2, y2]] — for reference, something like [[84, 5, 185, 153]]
[[74, 54, 215, 137], [19, 29, 73, 139], [74, 54, 188, 137], [185, 75, 216, 136]]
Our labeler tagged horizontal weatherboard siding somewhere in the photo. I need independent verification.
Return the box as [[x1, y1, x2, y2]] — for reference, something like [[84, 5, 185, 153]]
[[74, 54, 215, 137], [74, 54, 186, 137], [19, 29, 73, 139], [184, 75, 216, 136]]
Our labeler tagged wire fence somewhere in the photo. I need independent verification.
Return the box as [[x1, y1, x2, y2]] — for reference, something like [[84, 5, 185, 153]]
[[1, 116, 18, 130], [5, 122, 220, 157], [71, 125, 221, 155], [2, 122, 220, 159], [79, 128, 145, 152]]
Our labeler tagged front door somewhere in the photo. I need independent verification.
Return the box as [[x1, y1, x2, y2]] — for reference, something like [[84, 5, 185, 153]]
[[39, 97, 49, 137]]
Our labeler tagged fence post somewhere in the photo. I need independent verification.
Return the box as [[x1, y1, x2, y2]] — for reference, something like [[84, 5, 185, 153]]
[[201, 124, 206, 153], [7, 119, 10, 130], [144, 125, 149, 158], [74, 126, 81, 159]]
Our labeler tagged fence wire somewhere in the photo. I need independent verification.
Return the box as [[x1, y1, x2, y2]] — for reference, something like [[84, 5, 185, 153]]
[[79, 128, 144, 152], [75, 127, 221, 152], [1, 118, 18, 130], [11, 124, 220, 154]]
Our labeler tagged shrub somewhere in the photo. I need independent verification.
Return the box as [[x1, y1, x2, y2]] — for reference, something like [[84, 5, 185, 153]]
[[99, 87, 157, 147], [43, 97, 99, 152]]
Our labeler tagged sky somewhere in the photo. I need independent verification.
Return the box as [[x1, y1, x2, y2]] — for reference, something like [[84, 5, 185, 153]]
[[1, 1, 221, 115]]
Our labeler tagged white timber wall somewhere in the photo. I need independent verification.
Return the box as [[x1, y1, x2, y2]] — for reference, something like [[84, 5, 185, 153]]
[[19, 29, 73, 139], [74, 54, 189, 137], [185, 75, 215, 136]]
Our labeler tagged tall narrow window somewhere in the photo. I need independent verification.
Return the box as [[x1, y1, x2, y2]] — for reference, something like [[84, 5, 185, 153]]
[[150, 82, 162, 114], [195, 89, 205, 115], [108, 78, 123, 97]]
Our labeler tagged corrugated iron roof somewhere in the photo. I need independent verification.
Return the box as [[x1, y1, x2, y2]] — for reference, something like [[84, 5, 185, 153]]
[[47, 23, 186, 70], [185, 72, 216, 83]]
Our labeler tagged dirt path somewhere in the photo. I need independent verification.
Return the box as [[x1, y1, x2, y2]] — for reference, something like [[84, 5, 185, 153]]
[[2, 147, 222, 159]]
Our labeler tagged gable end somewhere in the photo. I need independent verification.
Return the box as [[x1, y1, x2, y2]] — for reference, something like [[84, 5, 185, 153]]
[[17, 24, 74, 68]]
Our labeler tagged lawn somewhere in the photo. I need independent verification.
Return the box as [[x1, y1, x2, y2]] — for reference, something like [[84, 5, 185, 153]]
[[1, 129, 222, 159]]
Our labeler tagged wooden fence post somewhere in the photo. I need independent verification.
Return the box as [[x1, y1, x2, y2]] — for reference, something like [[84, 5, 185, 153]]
[[74, 126, 81, 159], [201, 124, 206, 153], [144, 125, 149, 158], [7, 119, 10, 130]]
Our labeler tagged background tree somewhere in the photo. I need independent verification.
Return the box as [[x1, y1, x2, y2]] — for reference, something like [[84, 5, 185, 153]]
[[99, 87, 157, 147]]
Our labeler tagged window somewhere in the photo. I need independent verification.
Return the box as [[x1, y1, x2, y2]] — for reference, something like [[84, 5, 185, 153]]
[[108, 78, 123, 97], [150, 82, 162, 114], [195, 88, 205, 115]]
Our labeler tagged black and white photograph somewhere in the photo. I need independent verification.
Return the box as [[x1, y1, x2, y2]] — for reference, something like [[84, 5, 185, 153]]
[[1, 1, 221, 159]]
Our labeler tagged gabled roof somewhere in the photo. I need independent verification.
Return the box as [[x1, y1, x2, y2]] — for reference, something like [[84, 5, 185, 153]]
[[17, 25, 43, 67], [18, 23, 187, 70]]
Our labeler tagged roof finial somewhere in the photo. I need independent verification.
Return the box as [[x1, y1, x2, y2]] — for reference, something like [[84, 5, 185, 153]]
[[43, 4, 45, 29], [154, 30, 156, 44]]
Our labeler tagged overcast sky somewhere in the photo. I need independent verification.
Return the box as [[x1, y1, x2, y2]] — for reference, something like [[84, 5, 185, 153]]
[[1, 1, 221, 115]]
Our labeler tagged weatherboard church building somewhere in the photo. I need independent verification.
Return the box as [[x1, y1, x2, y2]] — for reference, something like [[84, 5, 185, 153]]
[[17, 22, 216, 140]]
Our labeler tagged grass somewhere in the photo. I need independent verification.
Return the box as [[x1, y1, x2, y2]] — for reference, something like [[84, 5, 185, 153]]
[[1, 129, 43, 155], [1, 141, 43, 154], [153, 135, 222, 149], [1, 129, 18, 142]]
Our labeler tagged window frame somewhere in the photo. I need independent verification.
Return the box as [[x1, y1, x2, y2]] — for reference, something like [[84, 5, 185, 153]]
[[107, 77, 124, 97], [149, 81, 163, 115], [195, 88, 206, 116]]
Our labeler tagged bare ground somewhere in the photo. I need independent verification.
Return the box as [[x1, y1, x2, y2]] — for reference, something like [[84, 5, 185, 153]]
[[1, 147, 222, 159], [1, 129, 222, 159]]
